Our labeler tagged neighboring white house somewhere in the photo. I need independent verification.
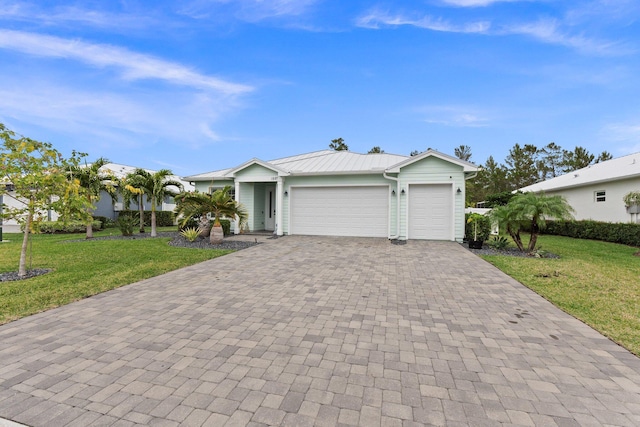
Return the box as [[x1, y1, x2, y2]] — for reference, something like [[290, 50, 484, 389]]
[[0, 163, 193, 232], [519, 152, 640, 223], [0, 185, 59, 233], [92, 163, 194, 220], [184, 149, 478, 241]]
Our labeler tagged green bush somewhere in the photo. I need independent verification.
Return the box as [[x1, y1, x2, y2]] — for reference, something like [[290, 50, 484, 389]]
[[465, 213, 491, 242], [544, 220, 640, 247], [488, 236, 510, 250], [93, 216, 115, 228], [219, 219, 231, 236], [118, 210, 175, 227], [180, 227, 200, 242], [35, 220, 102, 234], [117, 215, 138, 236]]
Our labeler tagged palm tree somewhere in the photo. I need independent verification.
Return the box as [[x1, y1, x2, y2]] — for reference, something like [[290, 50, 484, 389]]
[[66, 157, 117, 239], [491, 192, 574, 252], [124, 168, 183, 237], [121, 171, 147, 233], [175, 186, 248, 244]]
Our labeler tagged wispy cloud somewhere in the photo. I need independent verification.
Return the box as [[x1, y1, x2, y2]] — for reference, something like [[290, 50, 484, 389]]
[[0, 79, 234, 151], [0, 29, 252, 94], [439, 0, 524, 6], [0, 1, 157, 30], [503, 18, 629, 55], [178, 0, 319, 22], [418, 105, 492, 127], [356, 9, 490, 33]]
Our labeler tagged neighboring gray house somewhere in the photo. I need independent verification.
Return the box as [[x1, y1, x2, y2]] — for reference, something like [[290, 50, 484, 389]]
[[519, 152, 640, 224], [93, 163, 194, 220], [184, 149, 478, 241]]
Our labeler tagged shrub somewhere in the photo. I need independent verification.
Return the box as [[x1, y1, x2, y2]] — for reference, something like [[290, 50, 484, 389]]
[[117, 215, 138, 236], [219, 219, 231, 236], [465, 213, 491, 242], [488, 236, 510, 250], [35, 220, 102, 234], [180, 227, 200, 242], [93, 216, 115, 229], [117, 210, 175, 227], [544, 220, 640, 247]]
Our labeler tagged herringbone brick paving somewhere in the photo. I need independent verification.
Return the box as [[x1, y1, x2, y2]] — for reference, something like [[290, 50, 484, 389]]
[[0, 236, 639, 426]]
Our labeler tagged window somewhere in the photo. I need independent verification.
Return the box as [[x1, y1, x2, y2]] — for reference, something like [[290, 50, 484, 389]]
[[208, 186, 236, 200], [595, 190, 606, 202]]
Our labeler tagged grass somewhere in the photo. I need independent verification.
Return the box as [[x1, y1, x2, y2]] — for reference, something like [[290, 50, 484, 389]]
[[0, 227, 232, 325], [482, 234, 640, 356]]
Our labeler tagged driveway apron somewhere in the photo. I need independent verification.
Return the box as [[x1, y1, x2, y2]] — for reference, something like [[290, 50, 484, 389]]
[[0, 236, 639, 426]]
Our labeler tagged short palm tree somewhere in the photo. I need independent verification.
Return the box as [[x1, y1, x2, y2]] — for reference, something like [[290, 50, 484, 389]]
[[66, 157, 117, 239], [124, 168, 183, 237], [175, 186, 248, 244], [490, 192, 574, 252]]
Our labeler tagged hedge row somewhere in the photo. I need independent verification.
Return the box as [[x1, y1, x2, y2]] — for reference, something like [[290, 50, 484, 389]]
[[118, 210, 175, 227], [543, 220, 640, 247], [36, 220, 103, 234]]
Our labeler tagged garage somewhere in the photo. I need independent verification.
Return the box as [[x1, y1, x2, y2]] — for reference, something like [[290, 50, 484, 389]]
[[290, 186, 389, 237], [408, 184, 454, 240]]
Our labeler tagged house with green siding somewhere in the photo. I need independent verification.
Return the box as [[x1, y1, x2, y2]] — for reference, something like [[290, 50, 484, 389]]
[[184, 149, 478, 241]]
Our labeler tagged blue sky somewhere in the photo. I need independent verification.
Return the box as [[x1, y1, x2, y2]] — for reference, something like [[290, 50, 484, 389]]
[[0, 0, 639, 176]]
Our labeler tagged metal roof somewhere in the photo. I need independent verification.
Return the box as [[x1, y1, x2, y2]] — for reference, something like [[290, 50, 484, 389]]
[[519, 152, 640, 193], [184, 150, 462, 181]]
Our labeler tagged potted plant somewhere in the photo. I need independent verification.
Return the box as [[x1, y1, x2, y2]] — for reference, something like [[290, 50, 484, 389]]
[[623, 191, 640, 214], [466, 213, 490, 249]]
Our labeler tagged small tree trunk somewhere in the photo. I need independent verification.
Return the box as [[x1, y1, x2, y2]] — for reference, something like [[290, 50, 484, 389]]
[[151, 206, 157, 237], [18, 211, 32, 278], [528, 221, 540, 252], [138, 194, 145, 233], [86, 222, 93, 239]]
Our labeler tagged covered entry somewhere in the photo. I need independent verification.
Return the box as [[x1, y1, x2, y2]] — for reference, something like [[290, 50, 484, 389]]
[[290, 186, 389, 237]]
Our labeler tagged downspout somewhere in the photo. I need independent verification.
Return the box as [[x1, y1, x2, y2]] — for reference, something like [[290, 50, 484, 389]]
[[383, 172, 400, 240]]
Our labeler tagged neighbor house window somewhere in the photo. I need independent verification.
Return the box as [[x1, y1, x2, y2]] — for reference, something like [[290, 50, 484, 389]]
[[595, 191, 606, 202]]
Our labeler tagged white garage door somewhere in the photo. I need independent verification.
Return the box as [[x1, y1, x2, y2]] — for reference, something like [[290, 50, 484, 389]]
[[408, 184, 453, 240], [290, 186, 389, 237]]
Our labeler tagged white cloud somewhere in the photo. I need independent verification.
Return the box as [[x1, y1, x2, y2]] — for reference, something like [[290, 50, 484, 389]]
[[0, 29, 252, 94], [419, 105, 491, 127], [356, 10, 490, 33]]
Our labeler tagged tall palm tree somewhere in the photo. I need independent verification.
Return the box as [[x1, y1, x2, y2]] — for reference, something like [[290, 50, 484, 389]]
[[66, 157, 117, 239], [121, 171, 147, 233], [127, 169, 183, 237], [175, 186, 248, 244]]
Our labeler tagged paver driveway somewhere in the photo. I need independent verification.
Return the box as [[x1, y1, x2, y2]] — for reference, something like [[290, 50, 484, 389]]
[[0, 236, 639, 427]]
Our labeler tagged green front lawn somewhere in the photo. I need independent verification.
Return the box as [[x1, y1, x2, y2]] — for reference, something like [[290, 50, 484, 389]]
[[0, 228, 231, 324], [482, 235, 640, 356]]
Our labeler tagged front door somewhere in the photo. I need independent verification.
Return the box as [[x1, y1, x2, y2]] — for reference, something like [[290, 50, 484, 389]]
[[265, 185, 276, 231]]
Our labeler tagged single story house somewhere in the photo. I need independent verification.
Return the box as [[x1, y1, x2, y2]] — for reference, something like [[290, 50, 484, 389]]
[[519, 152, 640, 223], [93, 163, 194, 221], [184, 149, 478, 241]]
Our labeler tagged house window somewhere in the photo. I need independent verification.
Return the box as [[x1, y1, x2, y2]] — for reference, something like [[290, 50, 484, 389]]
[[595, 191, 606, 202]]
